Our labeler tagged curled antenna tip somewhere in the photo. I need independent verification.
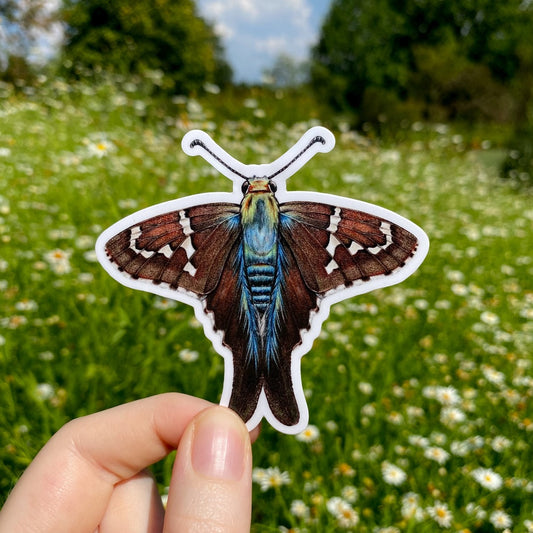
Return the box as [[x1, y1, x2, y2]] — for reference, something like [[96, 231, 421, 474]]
[[189, 139, 204, 148]]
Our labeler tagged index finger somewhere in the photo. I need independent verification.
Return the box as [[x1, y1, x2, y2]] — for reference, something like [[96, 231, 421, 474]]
[[0, 393, 213, 533]]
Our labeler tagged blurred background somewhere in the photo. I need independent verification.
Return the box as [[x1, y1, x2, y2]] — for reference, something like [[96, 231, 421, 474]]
[[1, 0, 533, 180]]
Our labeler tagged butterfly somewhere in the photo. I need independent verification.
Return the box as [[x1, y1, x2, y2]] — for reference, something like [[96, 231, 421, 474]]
[[96, 126, 429, 434]]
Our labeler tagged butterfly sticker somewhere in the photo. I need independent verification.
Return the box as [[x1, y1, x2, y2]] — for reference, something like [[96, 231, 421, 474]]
[[96, 127, 429, 434]]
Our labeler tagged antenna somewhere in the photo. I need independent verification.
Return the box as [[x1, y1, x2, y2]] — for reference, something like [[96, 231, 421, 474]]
[[181, 127, 335, 185], [189, 138, 248, 180], [267, 135, 325, 180]]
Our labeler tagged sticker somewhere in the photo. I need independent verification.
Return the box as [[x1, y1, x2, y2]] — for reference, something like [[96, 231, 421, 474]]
[[96, 127, 429, 434]]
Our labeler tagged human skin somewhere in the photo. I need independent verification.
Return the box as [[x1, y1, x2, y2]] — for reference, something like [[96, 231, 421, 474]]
[[0, 393, 259, 533]]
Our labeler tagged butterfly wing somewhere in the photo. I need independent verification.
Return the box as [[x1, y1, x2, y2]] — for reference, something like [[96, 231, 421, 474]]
[[279, 201, 420, 296], [104, 203, 240, 296], [203, 243, 264, 424], [260, 244, 318, 427]]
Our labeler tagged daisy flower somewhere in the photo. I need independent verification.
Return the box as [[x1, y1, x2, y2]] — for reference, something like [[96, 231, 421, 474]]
[[382, 461, 407, 486], [401, 492, 425, 522], [434, 386, 461, 405], [490, 510, 512, 529], [290, 499, 309, 519], [44, 249, 72, 275], [253, 467, 291, 492], [178, 348, 199, 363], [87, 138, 116, 158], [426, 501, 453, 528], [424, 446, 450, 464], [326, 497, 359, 529], [471, 468, 503, 491], [341, 485, 358, 503], [296, 424, 320, 443], [440, 406, 466, 426]]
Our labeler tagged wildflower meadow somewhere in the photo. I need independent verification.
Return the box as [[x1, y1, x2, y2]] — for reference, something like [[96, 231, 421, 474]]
[[1, 77, 532, 532]]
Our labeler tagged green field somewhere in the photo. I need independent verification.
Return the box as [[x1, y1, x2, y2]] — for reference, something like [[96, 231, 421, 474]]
[[1, 78, 532, 532]]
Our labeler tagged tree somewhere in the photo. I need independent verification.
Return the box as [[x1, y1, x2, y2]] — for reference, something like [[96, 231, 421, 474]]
[[262, 54, 309, 88], [61, 0, 232, 93], [0, 0, 62, 81], [311, 0, 533, 119]]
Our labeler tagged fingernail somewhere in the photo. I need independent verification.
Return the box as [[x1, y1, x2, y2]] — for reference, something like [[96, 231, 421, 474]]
[[191, 408, 246, 481]]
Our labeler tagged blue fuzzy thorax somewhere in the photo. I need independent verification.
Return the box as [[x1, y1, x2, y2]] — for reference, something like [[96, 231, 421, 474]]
[[238, 186, 284, 369]]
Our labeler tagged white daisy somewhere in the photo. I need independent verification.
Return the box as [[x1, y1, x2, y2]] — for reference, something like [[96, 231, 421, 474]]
[[382, 461, 407, 486], [471, 468, 503, 491], [289, 499, 309, 519], [424, 446, 450, 464], [153, 297, 177, 310], [178, 348, 199, 363], [35, 383, 55, 401], [480, 310, 500, 325], [87, 139, 116, 158], [253, 467, 291, 492], [440, 406, 466, 425], [341, 485, 358, 503], [326, 497, 359, 528], [490, 510, 512, 529], [434, 386, 461, 405], [44, 249, 72, 275], [296, 424, 320, 443], [401, 492, 425, 522], [426, 501, 453, 528]]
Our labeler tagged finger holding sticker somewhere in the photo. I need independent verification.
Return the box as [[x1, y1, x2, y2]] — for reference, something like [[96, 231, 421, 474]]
[[95, 127, 429, 434], [0, 394, 256, 533]]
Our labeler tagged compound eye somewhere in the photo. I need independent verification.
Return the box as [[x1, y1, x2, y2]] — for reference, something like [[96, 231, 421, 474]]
[[241, 181, 249, 194], [269, 181, 277, 192]]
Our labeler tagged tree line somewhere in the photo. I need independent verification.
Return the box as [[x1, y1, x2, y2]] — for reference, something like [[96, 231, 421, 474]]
[[1, 0, 532, 128], [0, 0, 231, 93]]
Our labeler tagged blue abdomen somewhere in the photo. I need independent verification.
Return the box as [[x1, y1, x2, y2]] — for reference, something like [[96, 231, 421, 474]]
[[242, 197, 278, 315], [246, 263, 275, 313]]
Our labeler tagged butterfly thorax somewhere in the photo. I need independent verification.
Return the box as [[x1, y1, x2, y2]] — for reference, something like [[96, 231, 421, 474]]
[[240, 182, 280, 316]]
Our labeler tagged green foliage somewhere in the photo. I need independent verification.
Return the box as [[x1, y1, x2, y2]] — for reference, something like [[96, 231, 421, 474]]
[[1, 77, 532, 531], [312, 0, 409, 111], [501, 124, 533, 188], [411, 36, 513, 122], [262, 54, 310, 88], [61, 0, 232, 93], [311, 0, 533, 124], [0, 0, 59, 83]]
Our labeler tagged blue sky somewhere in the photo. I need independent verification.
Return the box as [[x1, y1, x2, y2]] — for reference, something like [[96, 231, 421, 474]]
[[196, 0, 332, 83]]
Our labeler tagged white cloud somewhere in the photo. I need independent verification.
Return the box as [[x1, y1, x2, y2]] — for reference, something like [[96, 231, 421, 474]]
[[213, 22, 235, 40]]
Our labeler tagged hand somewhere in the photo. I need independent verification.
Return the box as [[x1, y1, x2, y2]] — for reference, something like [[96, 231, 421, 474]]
[[0, 393, 257, 532]]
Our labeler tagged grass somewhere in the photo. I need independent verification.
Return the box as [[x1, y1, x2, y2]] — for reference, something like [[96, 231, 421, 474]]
[[0, 76, 532, 532]]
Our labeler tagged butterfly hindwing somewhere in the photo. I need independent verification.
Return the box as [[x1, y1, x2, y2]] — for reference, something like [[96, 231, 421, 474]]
[[202, 242, 266, 424], [261, 243, 319, 427]]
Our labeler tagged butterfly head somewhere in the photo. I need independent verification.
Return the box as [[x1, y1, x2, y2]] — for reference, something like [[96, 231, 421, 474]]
[[241, 176, 280, 225], [241, 176, 278, 195]]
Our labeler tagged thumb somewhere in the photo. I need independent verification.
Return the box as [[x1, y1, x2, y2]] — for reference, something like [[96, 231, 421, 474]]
[[164, 406, 253, 533]]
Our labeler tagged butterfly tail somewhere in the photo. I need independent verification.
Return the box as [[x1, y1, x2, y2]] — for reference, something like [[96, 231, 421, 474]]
[[228, 361, 264, 424], [263, 358, 301, 427]]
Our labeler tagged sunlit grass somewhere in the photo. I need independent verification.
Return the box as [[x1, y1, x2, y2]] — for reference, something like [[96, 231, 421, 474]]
[[0, 77, 532, 532]]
